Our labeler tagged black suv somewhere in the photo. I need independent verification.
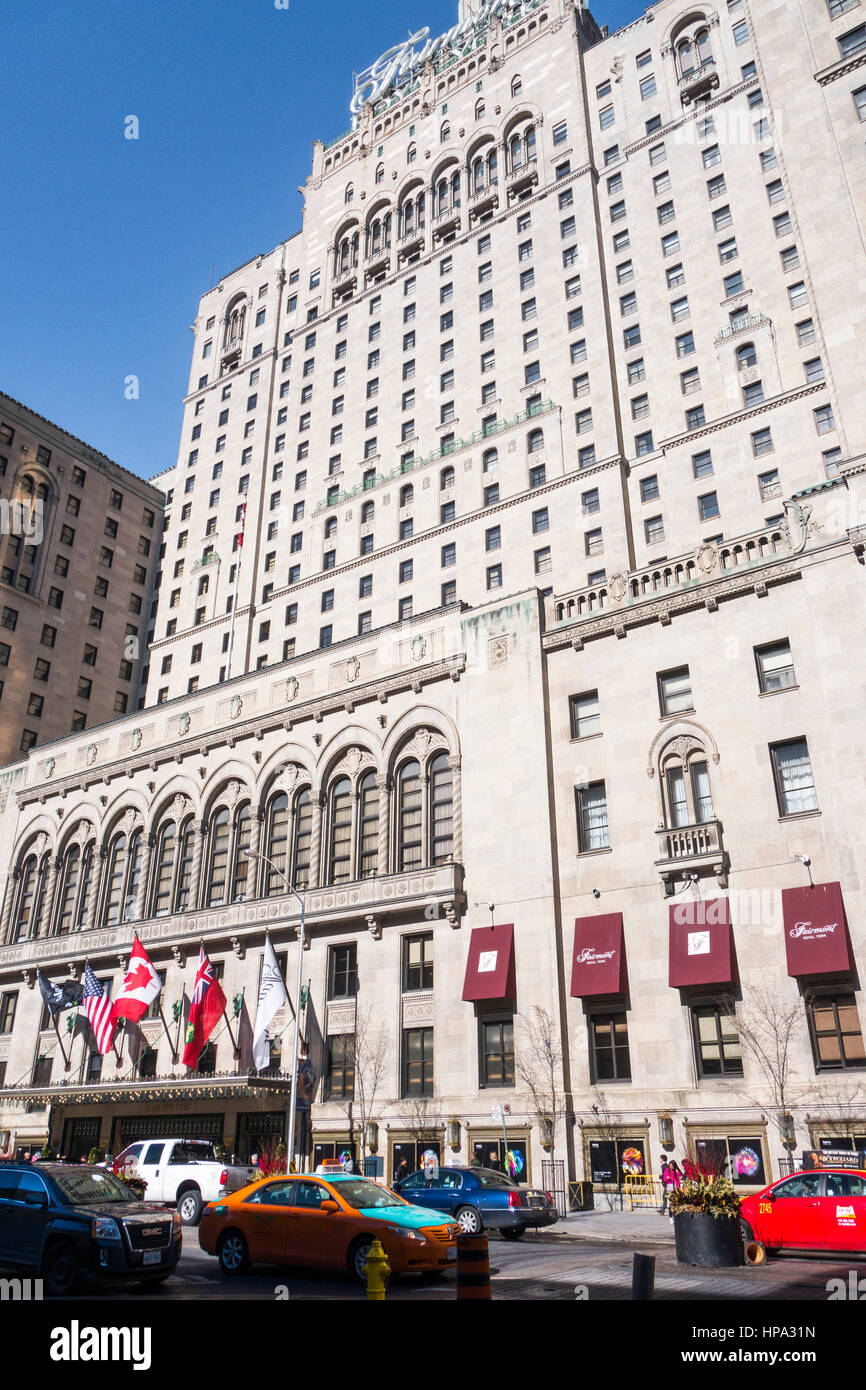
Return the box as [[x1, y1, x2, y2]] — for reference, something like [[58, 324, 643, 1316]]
[[0, 1162, 182, 1295]]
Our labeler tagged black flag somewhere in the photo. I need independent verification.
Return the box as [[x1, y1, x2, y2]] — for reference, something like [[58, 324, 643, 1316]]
[[37, 971, 83, 1016]]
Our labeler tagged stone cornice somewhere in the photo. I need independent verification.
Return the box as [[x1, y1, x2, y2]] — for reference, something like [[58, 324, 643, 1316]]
[[658, 382, 827, 452], [622, 76, 759, 159], [543, 558, 802, 652], [815, 50, 866, 87], [17, 653, 467, 806]]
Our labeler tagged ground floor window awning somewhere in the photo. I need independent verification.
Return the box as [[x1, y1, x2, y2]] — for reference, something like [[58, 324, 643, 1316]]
[[462, 923, 515, 1002], [570, 913, 627, 997], [669, 897, 737, 988], [782, 881, 855, 977]]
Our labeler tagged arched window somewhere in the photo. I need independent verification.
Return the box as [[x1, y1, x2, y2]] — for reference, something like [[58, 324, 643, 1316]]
[[11, 853, 49, 942], [101, 829, 142, 927], [55, 839, 93, 935], [399, 483, 414, 507], [264, 792, 289, 896], [696, 27, 713, 66], [150, 820, 177, 916], [400, 189, 425, 236], [230, 804, 251, 901], [482, 447, 498, 473], [361, 500, 374, 523], [292, 789, 313, 889], [345, 183, 354, 203], [527, 428, 544, 454], [327, 777, 353, 884], [508, 122, 536, 173], [0, 473, 51, 595], [737, 342, 757, 370], [224, 297, 246, 351], [511, 75, 522, 96], [375, 163, 385, 184], [198, 575, 209, 596], [677, 37, 695, 76], [335, 228, 359, 278], [407, 143, 417, 163], [440, 121, 450, 141], [358, 771, 379, 878], [663, 753, 715, 828], [324, 516, 337, 538], [206, 809, 230, 907], [440, 465, 455, 490], [475, 98, 485, 120], [397, 760, 422, 870], [429, 753, 454, 864]]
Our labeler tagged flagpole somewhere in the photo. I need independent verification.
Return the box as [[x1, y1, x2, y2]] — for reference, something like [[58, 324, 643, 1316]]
[[157, 1000, 177, 1063], [245, 850, 305, 1172], [51, 1011, 70, 1070]]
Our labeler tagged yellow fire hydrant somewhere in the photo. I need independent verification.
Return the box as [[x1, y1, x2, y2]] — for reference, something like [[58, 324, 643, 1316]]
[[363, 1238, 390, 1300]]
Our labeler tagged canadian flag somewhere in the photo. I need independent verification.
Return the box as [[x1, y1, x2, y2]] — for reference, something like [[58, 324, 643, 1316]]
[[110, 935, 162, 1024]]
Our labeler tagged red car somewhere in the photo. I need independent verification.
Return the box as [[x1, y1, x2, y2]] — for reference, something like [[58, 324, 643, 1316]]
[[740, 1169, 866, 1258]]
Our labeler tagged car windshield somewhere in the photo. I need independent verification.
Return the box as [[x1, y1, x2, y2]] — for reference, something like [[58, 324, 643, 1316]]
[[332, 1179, 404, 1209], [51, 1169, 138, 1205], [169, 1142, 215, 1165], [475, 1170, 517, 1189]]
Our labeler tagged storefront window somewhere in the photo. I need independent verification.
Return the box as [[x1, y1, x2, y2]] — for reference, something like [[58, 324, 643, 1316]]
[[472, 1137, 528, 1182], [588, 1136, 646, 1185], [694, 1135, 766, 1185]]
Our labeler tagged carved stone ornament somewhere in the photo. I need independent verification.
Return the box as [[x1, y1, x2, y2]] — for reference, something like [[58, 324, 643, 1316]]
[[411, 635, 427, 662], [231, 936, 246, 960], [225, 780, 244, 808], [130, 728, 143, 751], [608, 573, 628, 603], [86, 744, 98, 766], [346, 656, 361, 683], [366, 914, 382, 941], [488, 635, 509, 667], [406, 728, 435, 760], [71, 819, 93, 847], [34, 832, 48, 857], [178, 713, 190, 737], [338, 746, 367, 779], [696, 544, 719, 576], [170, 793, 190, 822], [171, 944, 186, 969], [230, 695, 243, 720], [285, 676, 299, 702], [275, 763, 301, 795], [44, 757, 55, 778]]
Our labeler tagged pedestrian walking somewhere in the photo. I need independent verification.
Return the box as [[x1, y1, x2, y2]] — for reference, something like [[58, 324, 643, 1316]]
[[395, 1158, 409, 1185], [658, 1154, 682, 1214]]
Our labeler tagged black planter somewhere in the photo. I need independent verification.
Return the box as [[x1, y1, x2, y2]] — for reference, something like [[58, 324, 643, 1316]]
[[674, 1212, 744, 1268]]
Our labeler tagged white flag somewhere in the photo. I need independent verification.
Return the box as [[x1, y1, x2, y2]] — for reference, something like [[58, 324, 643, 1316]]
[[252, 937, 289, 1071]]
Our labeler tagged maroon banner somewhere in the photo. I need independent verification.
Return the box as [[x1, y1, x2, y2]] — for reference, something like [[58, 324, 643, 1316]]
[[669, 897, 737, 988], [782, 881, 854, 978], [570, 914, 627, 997], [462, 923, 516, 1002]]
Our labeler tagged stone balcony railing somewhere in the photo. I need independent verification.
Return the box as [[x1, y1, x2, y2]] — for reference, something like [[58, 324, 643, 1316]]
[[713, 313, 771, 345], [655, 819, 729, 890], [0, 864, 466, 973], [548, 506, 809, 629], [678, 58, 719, 103]]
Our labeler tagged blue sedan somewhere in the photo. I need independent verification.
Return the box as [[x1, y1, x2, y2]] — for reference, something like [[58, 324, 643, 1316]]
[[394, 1166, 558, 1238]]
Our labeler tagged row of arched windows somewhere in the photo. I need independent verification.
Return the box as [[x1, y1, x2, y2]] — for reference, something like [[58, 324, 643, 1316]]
[[5, 750, 457, 943]]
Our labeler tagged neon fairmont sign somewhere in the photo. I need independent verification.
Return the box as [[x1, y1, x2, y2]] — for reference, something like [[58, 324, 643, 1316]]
[[350, 0, 543, 117]]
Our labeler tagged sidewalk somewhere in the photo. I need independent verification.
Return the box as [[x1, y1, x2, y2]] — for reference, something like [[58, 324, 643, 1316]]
[[526, 1205, 676, 1246]]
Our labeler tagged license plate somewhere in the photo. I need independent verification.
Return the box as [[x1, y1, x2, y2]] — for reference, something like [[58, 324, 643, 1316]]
[[142, 1251, 162, 1266], [446, 1247, 457, 1261]]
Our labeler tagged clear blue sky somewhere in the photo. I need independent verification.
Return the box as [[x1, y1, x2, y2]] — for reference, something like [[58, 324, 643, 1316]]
[[0, 0, 641, 482]]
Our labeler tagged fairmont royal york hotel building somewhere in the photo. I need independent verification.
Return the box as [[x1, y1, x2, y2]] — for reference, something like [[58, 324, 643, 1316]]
[[1, 0, 865, 1196]]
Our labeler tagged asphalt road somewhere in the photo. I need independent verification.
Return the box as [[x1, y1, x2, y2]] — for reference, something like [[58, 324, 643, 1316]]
[[58, 1229, 862, 1302]]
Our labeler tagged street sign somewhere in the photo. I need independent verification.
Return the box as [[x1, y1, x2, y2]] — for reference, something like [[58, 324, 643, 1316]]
[[491, 1105, 502, 1121]]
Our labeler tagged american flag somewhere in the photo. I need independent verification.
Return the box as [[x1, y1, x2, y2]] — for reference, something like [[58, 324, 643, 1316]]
[[83, 965, 115, 1055]]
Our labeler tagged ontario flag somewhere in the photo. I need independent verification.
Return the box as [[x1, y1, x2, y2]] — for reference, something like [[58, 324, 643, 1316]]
[[110, 935, 162, 1025], [182, 946, 227, 1070], [236, 500, 246, 550]]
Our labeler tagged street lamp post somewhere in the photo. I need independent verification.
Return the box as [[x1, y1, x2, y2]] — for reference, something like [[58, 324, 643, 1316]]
[[245, 850, 306, 1172]]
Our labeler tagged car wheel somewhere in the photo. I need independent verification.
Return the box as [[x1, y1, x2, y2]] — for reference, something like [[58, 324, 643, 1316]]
[[178, 1188, 203, 1225], [500, 1226, 526, 1240], [348, 1236, 374, 1285], [740, 1219, 769, 1265], [43, 1241, 78, 1297], [217, 1229, 250, 1276], [455, 1206, 482, 1235]]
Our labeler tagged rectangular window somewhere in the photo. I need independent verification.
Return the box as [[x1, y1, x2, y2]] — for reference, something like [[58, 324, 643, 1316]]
[[645, 514, 665, 546], [658, 666, 693, 716], [692, 1005, 744, 1078], [576, 782, 609, 852], [402, 1027, 434, 1097], [770, 737, 818, 814], [752, 427, 774, 456], [570, 690, 600, 739], [755, 639, 796, 693], [590, 1013, 631, 1083], [807, 995, 866, 1072]]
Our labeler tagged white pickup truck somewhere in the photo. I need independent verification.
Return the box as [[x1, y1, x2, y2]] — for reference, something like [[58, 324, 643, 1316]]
[[115, 1139, 256, 1225]]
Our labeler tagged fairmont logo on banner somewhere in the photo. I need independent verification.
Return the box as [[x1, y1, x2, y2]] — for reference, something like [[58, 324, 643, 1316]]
[[789, 920, 839, 940], [351, 0, 542, 115], [574, 947, 616, 965]]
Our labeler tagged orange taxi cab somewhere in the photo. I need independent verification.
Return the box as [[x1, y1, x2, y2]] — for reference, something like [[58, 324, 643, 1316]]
[[199, 1172, 459, 1282]]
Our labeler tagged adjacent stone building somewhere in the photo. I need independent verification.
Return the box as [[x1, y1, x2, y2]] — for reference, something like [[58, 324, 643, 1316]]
[[0, 393, 164, 767], [1, 0, 864, 1197]]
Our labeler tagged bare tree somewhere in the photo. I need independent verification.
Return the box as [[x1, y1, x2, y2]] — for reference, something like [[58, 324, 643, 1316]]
[[804, 1077, 866, 1152], [719, 973, 809, 1156], [588, 1088, 629, 1211], [333, 1005, 390, 1171], [515, 1005, 565, 1156]]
